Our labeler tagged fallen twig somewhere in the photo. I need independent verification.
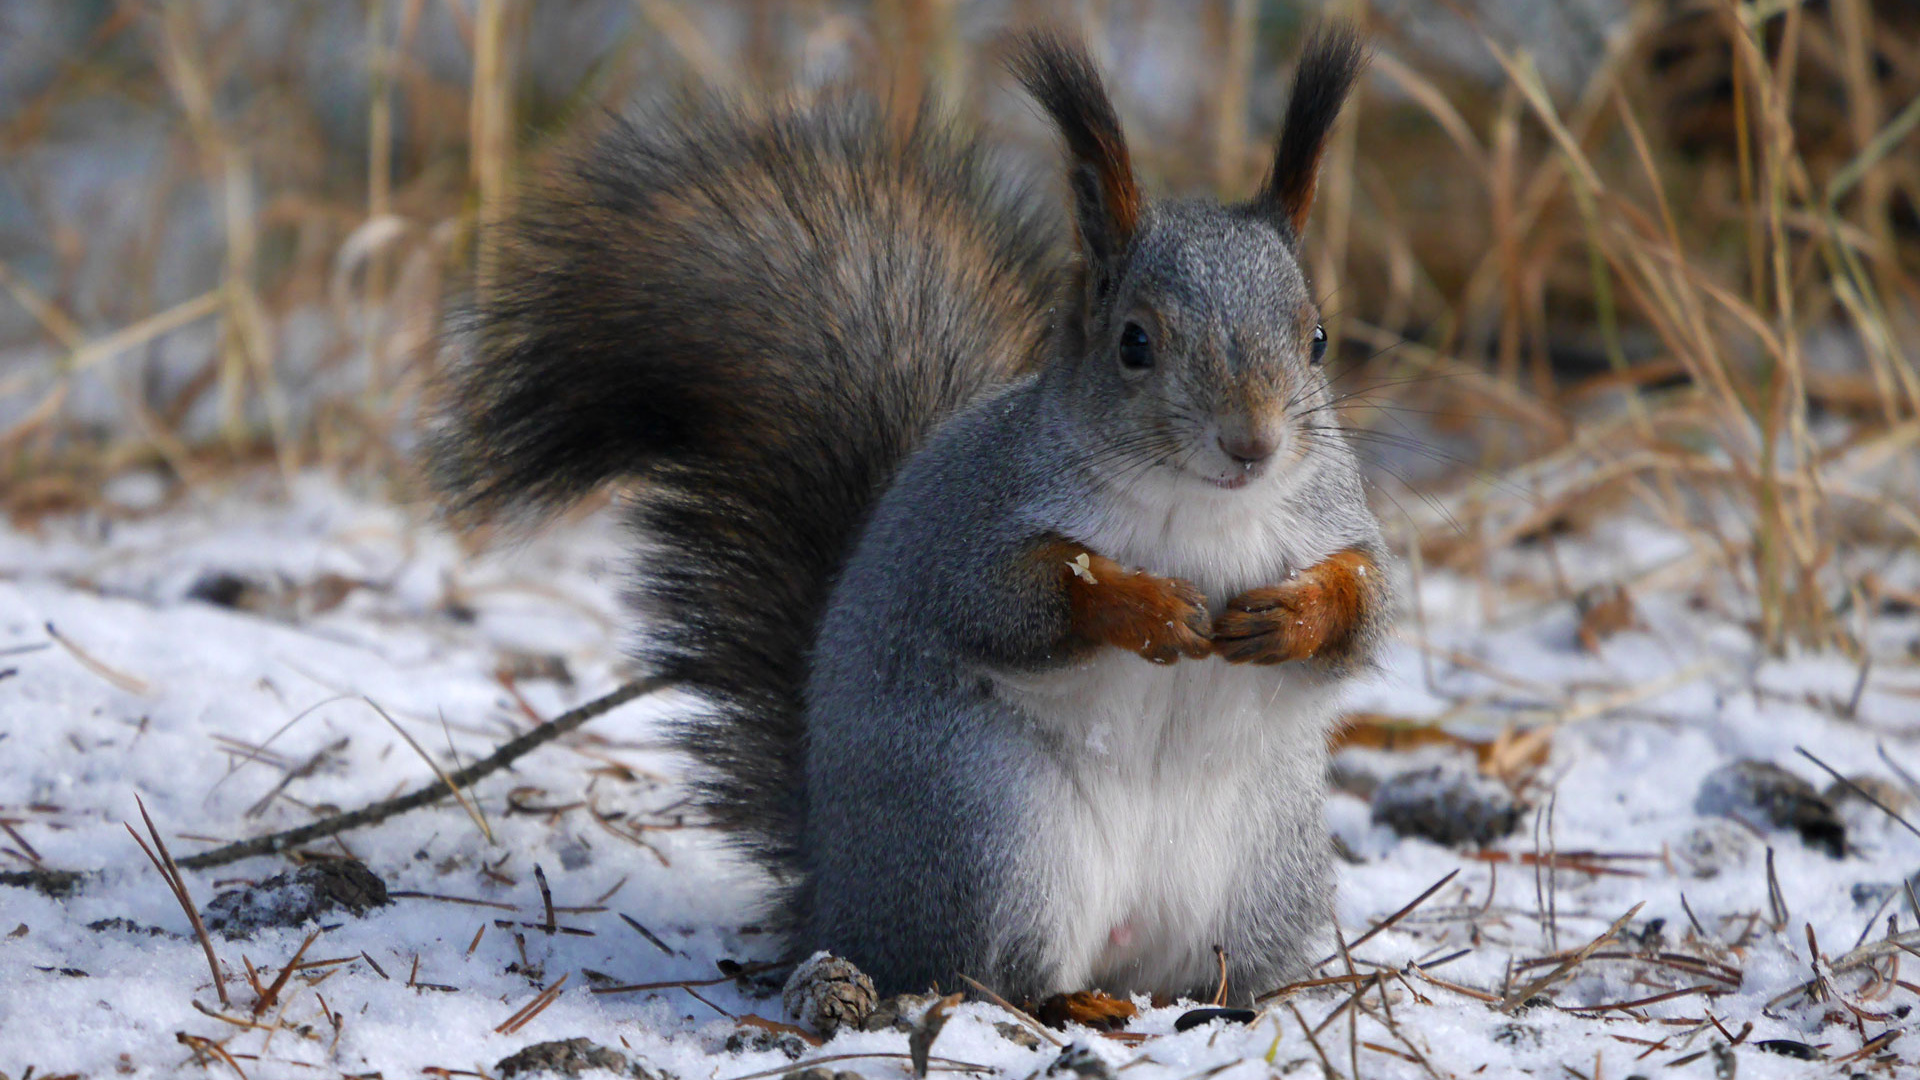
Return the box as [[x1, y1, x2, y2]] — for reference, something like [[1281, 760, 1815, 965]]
[[722, 1051, 994, 1080], [1558, 983, 1723, 1015], [496, 972, 568, 1035], [957, 974, 1063, 1048], [1799, 746, 1920, 843], [589, 960, 782, 996], [177, 679, 663, 871], [1499, 903, 1644, 1012], [251, 930, 319, 1017], [47, 621, 151, 695], [365, 696, 492, 844], [1290, 868, 1461, 987]]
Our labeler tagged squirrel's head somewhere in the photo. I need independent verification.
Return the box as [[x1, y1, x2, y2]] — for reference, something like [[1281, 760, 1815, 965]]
[[1014, 28, 1365, 493]]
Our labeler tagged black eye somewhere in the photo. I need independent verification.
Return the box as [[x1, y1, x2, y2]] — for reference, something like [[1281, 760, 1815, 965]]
[[1118, 322, 1153, 370], [1310, 324, 1328, 365]]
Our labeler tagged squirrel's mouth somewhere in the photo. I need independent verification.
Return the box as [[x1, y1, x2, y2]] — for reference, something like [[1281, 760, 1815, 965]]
[[1205, 472, 1257, 491], [1201, 459, 1277, 490]]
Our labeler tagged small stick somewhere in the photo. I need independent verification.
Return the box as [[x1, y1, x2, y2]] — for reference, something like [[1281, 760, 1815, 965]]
[[956, 974, 1063, 1047], [1258, 971, 1375, 1000], [1546, 793, 1560, 954], [176, 1032, 250, 1079], [496, 972, 569, 1035], [1499, 902, 1644, 1012], [1302, 869, 1460, 977], [1679, 893, 1708, 939], [681, 984, 732, 1017], [47, 621, 151, 695], [128, 794, 229, 1007], [177, 679, 663, 870], [290, 956, 356, 971], [240, 955, 266, 1000], [1877, 743, 1920, 801], [1799, 745, 1920, 842], [721, 1051, 996, 1080], [1368, 963, 1442, 1080], [1459, 851, 1646, 877], [1285, 1001, 1340, 1080], [387, 890, 516, 910], [1557, 983, 1722, 1014], [1333, 924, 1359, 993], [1406, 963, 1500, 1004], [619, 912, 675, 956], [1512, 950, 1741, 986], [1764, 926, 1920, 1009], [589, 961, 783, 996], [365, 696, 491, 844], [1, 821, 43, 863], [1842, 657, 1872, 719], [1310, 975, 1374, 1037], [253, 930, 319, 1017], [192, 999, 268, 1030], [1765, 848, 1790, 930], [535, 863, 556, 933]]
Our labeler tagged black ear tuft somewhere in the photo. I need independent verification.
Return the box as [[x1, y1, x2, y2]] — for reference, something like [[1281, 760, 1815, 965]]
[[1009, 32, 1143, 268], [1254, 25, 1367, 239]]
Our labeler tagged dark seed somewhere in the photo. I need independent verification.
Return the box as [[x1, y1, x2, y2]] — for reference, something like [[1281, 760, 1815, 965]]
[[1753, 1039, 1824, 1060], [1172, 1007, 1257, 1032]]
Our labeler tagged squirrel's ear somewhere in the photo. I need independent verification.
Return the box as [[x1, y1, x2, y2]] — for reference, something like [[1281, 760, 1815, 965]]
[[1011, 33, 1142, 276], [1252, 26, 1366, 241]]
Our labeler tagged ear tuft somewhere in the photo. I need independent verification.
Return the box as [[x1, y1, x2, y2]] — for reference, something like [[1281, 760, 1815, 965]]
[[1255, 26, 1367, 239], [1010, 32, 1143, 254]]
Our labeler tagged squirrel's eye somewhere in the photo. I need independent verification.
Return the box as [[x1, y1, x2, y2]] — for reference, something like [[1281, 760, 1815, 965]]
[[1118, 323, 1153, 370], [1310, 324, 1328, 366]]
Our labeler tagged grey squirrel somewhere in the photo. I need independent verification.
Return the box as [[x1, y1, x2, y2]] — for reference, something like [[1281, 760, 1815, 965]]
[[432, 27, 1388, 1006]]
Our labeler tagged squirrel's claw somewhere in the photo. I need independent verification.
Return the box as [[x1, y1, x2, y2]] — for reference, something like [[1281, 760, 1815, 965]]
[[1134, 576, 1214, 664], [1212, 582, 1316, 664]]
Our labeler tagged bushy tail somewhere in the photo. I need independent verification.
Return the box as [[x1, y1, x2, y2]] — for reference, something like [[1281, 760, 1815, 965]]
[[429, 94, 1057, 887]]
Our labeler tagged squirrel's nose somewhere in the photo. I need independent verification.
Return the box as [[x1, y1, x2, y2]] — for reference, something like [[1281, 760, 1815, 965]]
[[1217, 432, 1277, 467]]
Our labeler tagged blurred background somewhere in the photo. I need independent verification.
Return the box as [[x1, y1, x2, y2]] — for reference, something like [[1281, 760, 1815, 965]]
[[1, 0, 1916, 657]]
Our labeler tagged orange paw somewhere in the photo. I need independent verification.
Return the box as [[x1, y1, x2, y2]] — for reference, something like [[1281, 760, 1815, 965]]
[[1212, 550, 1379, 665], [1048, 545, 1212, 664]]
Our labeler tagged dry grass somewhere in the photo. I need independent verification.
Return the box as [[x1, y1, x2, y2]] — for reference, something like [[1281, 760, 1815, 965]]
[[3, 2, 1913, 656]]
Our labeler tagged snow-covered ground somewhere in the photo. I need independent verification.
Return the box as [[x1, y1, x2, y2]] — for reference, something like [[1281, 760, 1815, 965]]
[[3, 472, 1918, 1078]]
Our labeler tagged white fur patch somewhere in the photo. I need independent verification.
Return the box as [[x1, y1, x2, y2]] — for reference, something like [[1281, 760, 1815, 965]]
[[992, 466, 1349, 993]]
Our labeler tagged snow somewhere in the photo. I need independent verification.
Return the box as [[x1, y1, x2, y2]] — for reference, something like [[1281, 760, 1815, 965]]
[[3, 471, 1919, 1079]]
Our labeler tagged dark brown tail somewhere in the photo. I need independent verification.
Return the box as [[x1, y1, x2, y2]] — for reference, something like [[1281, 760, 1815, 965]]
[[429, 92, 1057, 889]]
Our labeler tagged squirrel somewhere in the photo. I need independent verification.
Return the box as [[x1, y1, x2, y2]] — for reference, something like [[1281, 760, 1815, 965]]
[[431, 27, 1388, 1006]]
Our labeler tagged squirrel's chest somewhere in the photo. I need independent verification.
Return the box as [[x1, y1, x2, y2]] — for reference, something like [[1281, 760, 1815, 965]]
[[1062, 472, 1329, 604]]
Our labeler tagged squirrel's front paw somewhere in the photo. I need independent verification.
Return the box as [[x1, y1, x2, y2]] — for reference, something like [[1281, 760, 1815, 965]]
[[1121, 573, 1213, 665], [1212, 550, 1380, 665], [1053, 546, 1212, 664]]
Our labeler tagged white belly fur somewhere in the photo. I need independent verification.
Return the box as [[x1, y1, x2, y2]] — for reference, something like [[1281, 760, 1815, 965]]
[[994, 469, 1348, 993], [994, 654, 1335, 992]]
